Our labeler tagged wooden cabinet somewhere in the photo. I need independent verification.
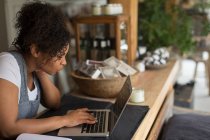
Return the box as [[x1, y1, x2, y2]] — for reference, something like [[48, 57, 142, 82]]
[[73, 15, 132, 64], [131, 60, 179, 140]]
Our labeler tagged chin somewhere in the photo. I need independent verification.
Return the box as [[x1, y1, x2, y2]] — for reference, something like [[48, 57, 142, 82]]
[[45, 71, 57, 75], [45, 68, 63, 75]]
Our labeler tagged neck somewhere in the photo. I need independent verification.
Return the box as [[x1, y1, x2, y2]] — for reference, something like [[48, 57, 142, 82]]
[[22, 53, 36, 74]]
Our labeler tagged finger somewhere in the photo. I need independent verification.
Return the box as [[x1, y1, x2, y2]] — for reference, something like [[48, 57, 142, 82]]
[[77, 108, 89, 112], [78, 111, 97, 121], [86, 120, 97, 124], [84, 112, 97, 120], [88, 116, 97, 121], [77, 110, 97, 120], [80, 117, 97, 124]]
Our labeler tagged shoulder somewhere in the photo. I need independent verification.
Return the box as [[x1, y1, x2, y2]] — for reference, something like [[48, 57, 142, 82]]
[[0, 52, 18, 64], [0, 52, 20, 72], [0, 52, 21, 87]]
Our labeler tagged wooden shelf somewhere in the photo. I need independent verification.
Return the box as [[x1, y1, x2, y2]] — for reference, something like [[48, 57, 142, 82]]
[[73, 15, 132, 64]]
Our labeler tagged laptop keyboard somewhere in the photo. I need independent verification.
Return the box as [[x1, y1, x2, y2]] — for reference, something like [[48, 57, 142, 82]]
[[81, 111, 106, 133]]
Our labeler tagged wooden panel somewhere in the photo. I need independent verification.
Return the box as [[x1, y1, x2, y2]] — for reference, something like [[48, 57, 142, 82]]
[[208, 51, 210, 95], [147, 89, 174, 140]]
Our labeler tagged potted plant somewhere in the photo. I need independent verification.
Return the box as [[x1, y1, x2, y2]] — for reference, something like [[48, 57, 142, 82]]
[[138, 0, 196, 55]]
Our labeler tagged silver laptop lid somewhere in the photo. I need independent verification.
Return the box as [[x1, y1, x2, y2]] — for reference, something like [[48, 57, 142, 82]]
[[109, 76, 132, 133]]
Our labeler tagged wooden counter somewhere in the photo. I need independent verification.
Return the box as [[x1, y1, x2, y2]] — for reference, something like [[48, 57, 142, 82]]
[[71, 60, 179, 140]]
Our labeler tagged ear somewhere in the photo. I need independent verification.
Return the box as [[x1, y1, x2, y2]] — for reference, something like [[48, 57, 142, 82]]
[[30, 44, 40, 58]]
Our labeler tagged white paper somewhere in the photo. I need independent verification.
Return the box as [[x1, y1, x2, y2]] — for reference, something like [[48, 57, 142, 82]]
[[117, 60, 137, 76], [16, 133, 72, 140], [103, 56, 121, 67]]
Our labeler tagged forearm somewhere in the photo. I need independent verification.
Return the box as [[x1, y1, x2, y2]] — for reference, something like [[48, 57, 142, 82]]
[[36, 71, 61, 109], [2, 116, 66, 138]]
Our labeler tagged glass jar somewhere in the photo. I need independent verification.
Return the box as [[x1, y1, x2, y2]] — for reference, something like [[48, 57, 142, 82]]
[[104, 4, 112, 15], [130, 88, 145, 103], [92, 4, 102, 15]]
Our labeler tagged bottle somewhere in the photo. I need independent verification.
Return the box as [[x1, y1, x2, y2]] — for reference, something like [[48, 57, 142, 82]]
[[105, 37, 111, 58], [80, 38, 86, 61], [109, 37, 116, 56], [96, 38, 106, 60], [101, 39, 107, 60], [91, 39, 98, 60], [83, 32, 92, 59]]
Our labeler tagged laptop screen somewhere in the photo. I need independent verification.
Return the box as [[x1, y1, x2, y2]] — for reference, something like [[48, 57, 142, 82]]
[[110, 76, 132, 131]]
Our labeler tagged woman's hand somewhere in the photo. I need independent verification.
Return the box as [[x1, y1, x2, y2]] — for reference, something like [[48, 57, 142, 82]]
[[35, 70, 61, 109], [63, 108, 97, 127], [35, 70, 47, 78]]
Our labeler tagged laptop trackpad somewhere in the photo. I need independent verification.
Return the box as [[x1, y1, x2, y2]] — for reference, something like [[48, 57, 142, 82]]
[[58, 126, 82, 136]]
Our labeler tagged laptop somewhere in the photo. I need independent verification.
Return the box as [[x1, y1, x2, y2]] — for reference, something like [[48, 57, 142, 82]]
[[58, 76, 132, 137]]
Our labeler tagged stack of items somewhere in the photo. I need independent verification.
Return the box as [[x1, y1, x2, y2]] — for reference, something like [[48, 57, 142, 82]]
[[76, 56, 137, 79], [92, 3, 123, 16]]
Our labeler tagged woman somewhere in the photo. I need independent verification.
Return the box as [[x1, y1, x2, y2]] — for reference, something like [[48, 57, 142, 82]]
[[0, 2, 96, 139]]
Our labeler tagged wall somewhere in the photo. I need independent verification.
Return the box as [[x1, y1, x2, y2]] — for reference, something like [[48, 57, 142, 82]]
[[0, 0, 8, 52], [2, 0, 106, 50]]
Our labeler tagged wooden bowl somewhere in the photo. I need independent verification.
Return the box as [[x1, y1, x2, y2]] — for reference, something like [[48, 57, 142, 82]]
[[145, 63, 168, 70], [70, 71, 127, 98]]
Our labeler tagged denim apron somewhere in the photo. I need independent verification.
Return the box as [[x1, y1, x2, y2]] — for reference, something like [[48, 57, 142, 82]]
[[10, 51, 41, 119]]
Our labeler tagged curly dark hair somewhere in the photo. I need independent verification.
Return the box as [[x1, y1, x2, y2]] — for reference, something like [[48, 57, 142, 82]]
[[13, 1, 71, 59]]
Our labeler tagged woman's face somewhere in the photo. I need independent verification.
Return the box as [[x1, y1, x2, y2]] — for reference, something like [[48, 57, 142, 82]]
[[37, 45, 69, 75]]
